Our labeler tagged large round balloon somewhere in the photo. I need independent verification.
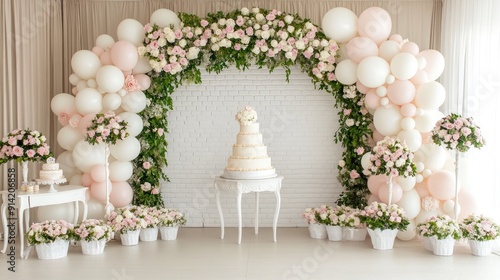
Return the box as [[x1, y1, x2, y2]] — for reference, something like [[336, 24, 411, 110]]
[[117, 18, 145, 46], [417, 50, 445, 81], [86, 198, 106, 219], [364, 89, 381, 110], [90, 180, 113, 204], [133, 56, 154, 74], [95, 34, 115, 50], [346, 37, 378, 63], [357, 7, 392, 45], [414, 143, 448, 172], [72, 140, 106, 173], [373, 106, 402, 136], [414, 210, 440, 225], [378, 40, 400, 62], [414, 110, 444, 133], [415, 81, 446, 110], [110, 137, 141, 161], [396, 176, 416, 192], [71, 50, 102, 80], [103, 93, 122, 110], [75, 88, 103, 115], [368, 174, 388, 194], [134, 74, 151, 91], [96, 65, 125, 93], [51, 93, 77, 116], [109, 161, 134, 181], [427, 170, 456, 200], [334, 59, 358, 85], [109, 181, 134, 208], [121, 90, 147, 113], [150, 9, 181, 29], [397, 129, 422, 152], [321, 7, 358, 43], [110, 41, 139, 71], [57, 125, 84, 151], [378, 181, 403, 204], [390, 53, 418, 80], [117, 112, 143, 137], [387, 79, 416, 105], [397, 219, 416, 241], [357, 56, 390, 88], [396, 189, 421, 220], [90, 164, 106, 183]]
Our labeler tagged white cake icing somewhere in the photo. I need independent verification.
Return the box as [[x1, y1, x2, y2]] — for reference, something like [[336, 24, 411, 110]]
[[222, 106, 276, 179], [39, 157, 65, 180]]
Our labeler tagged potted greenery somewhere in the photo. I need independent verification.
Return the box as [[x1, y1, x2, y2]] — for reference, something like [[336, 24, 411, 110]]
[[359, 202, 409, 250], [302, 205, 330, 239], [107, 207, 142, 245], [26, 220, 74, 259], [322, 205, 349, 241], [339, 207, 367, 241], [460, 214, 500, 256], [158, 208, 187, 240], [418, 215, 461, 256], [74, 219, 113, 255], [132, 205, 161, 242]]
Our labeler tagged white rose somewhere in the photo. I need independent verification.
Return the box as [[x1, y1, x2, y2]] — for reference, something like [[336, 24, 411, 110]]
[[194, 27, 203, 35], [214, 29, 222, 36], [320, 50, 330, 61], [115, 215, 123, 223], [312, 39, 320, 47], [284, 15, 294, 24], [256, 13, 265, 22], [338, 160, 345, 167], [345, 119, 354, 126], [252, 46, 260, 55], [271, 40, 278, 48], [241, 36, 250, 45], [199, 39, 207, 46], [124, 211, 134, 219], [150, 49, 159, 57], [260, 45, 268, 52], [226, 18, 235, 27], [210, 36, 218, 43], [169, 56, 177, 63], [137, 46, 147, 56], [395, 159, 405, 167], [210, 23, 218, 30], [305, 22, 314, 29], [218, 18, 226, 26], [295, 40, 305, 50], [252, 7, 260, 14], [165, 32, 175, 43], [285, 51, 293, 59], [241, 7, 250, 15], [179, 39, 186, 48], [157, 38, 166, 47], [261, 30, 270, 40], [280, 32, 289, 40], [387, 161, 394, 167], [254, 24, 261, 30], [321, 39, 329, 47], [287, 25, 295, 33], [211, 44, 220, 51]]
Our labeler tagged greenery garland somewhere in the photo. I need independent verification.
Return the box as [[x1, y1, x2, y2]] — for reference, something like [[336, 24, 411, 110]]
[[133, 7, 371, 208]]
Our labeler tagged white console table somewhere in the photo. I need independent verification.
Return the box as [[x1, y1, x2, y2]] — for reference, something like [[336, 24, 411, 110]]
[[214, 176, 283, 244], [1, 185, 88, 258]]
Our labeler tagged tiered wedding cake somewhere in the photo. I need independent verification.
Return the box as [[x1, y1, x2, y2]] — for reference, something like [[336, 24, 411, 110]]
[[39, 157, 65, 180], [222, 106, 276, 179]]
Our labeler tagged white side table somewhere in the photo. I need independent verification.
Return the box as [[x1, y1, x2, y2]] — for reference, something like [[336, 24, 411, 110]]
[[1, 185, 88, 258], [214, 176, 283, 244]]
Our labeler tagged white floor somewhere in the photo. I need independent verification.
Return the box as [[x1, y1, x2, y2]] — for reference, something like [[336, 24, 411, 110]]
[[1, 227, 499, 280]]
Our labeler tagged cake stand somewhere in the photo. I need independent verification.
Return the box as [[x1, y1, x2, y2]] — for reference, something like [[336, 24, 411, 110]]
[[35, 178, 67, 192]]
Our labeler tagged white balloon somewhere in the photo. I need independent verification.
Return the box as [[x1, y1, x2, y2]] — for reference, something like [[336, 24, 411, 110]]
[[373, 106, 402, 136], [415, 143, 448, 172], [422, 169, 432, 178], [118, 112, 143, 137], [415, 162, 425, 173], [69, 74, 80, 85], [397, 189, 421, 220], [397, 129, 422, 152], [150, 9, 180, 28], [380, 97, 389, 106], [415, 174, 424, 183], [72, 140, 106, 173], [321, 7, 358, 43], [361, 152, 372, 170], [57, 125, 84, 151], [415, 110, 444, 133], [357, 56, 390, 88], [103, 93, 122, 110], [69, 174, 83, 185], [87, 198, 106, 219], [57, 151, 76, 169], [443, 200, 460, 216], [121, 90, 147, 113], [117, 19, 146, 46], [109, 161, 134, 181], [415, 210, 439, 225], [110, 137, 141, 161], [376, 86, 387, 97], [397, 219, 416, 241], [334, 59, 358, 85], [133, 56, 153, 74], [379, 40, 400, 62], [95, 34, 115, 50], [76, 80, 88, 91], [75, 88, 103, 115], [415, 81, 446, 110], [400, 117, 416, 131], [385, 75, 395, 85], [397, 176, 416, 191], [87, 79, 98, 89], [71, 50, 102, 80], [390, 53, 418, 80], [51, 93, 76, 116], [96, 65, 125, 93]]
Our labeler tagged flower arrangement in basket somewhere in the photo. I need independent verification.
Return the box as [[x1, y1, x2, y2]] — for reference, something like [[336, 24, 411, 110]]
[[107, 207, 143, 234], [131, 205, 161, 229], [26, 220, 74, 245], [303, 205, 332, 225], [158, 208, 187, 227], [359, 202, 409, 231], [0, 129, 52, 164], [339, 207, 365, 229], [364, 136, 416, 178], [235, 106, 258, 125], [460, 214, 499, 242], [85, 111, 129, 145], [416, 215, 461, 240], [322, 205, 350, 227], [74, 219, 113, 242], [431, 113, 485, 153]]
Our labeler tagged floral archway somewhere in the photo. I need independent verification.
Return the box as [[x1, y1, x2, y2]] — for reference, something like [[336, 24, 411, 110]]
[[132, 7, 371, 207]]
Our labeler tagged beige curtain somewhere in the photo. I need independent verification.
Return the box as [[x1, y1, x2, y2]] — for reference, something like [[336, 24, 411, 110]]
[[1, 0, 63, 186]]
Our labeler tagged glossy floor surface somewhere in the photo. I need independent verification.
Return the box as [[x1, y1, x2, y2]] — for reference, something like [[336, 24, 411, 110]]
[[1, 227, 499, 280]]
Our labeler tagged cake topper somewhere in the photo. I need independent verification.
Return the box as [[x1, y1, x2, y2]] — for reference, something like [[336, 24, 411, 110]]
[[47, 157, 56, 164], [235, 106, 258, 125]]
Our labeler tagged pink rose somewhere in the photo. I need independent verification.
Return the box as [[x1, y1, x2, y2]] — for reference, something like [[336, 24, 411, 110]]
[[200, 19, 208, 27], [266, 13, 276, 21], [101, 129, 110, 137], [157, 128, 164, 136], [124, 75, 141, 92], [246, 27, 254, 36], [12, 146, 23, 157], [7, 137, 17, 146], [344, 109, 352, 116], [143, 162, 151, 169], [349, 170, 360, 179], [151, 188, 160, 195], [87, 130, 95, 138], [356, 147, 364, 155], [58, 112, 69, 126], [37, 146, 47, 156], [26, 149, 36, 158], [174, 30, 183, 39], [69, 114, 82, 128], [234, 43, 241, 51]]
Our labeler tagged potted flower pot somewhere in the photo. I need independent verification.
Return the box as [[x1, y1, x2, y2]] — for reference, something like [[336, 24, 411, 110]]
[[140, 227, 159, 242], [469, 240, 494, 256], [431, 236, 455, 256], [121, 229, 141, 246], [81, 239, 107, 255], [35, 239, 70, 260], [326, 225, 343, 241], [160, 226, 179, 240], [308, 224, 327, 239], [367, 228, 398, 250], [343, 228, 367, 241]]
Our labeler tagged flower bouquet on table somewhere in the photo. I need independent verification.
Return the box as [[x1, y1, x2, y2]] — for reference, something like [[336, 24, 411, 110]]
[[157, 208, 186, 240], [359, 202, 409, 250], [460, 214, 500, 256], [26, 220, 74, 259], [107, 207, 142, 246], [74, 219, 113, 255], [303, 205, 331, 239], [417, 215, 461, 256], [131, 205, 161, 241], [339, 207, 367, 241]]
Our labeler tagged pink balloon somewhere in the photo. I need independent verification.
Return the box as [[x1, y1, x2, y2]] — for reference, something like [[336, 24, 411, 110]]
[[372, 129, 384, 143], [100, 51, 113, 66], [387, 80, 416, 105], [109, 181, 133, 208], [401, 42, 420, 56], [410, 70, 429, 86], [367, 194, 380, 204], [368, 174, 388, 195], [90, 164, 106, 182], [400, 103, 417, 117], [414, 181, 430, 198], [90, 180, 113, 204], [110, 40, 139, 71], [356, 81, 370, 94], [71, 87, 77, 95], [421, 132, 432, 144], [389, 34, 403, 43], [457, 190, 478, 220], [122, 70, 133, 78], [134, 74, 151, 90], [346, 37, 379, 63], [92, 46, 104, 57], [81, 173, 93, 187], [79, 113, 96, 135], [365, 89, 381, 109], [357, 7, 392, 45], [416, 50, 445, 81], [427, 170, 456, 200], [378, 181, 403, 204]]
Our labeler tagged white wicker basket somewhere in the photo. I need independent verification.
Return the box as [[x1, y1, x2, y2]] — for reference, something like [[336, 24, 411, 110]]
[[140, 227, 159, 242], [120, 229, 141, 246], [160, 226, 179, 240], [81, 239, 106, 255], [35, 239, 69, 260]]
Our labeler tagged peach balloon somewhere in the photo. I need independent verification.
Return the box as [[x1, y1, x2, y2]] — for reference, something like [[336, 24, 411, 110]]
[[414, 181, 430, 198], [400, 103, 417, 118], [346, 37, 379, 63], [401, 41, 420, 56], [410, 70, 429, 86], [357, 7, 392, 45], [427, 170, 456, 200], [79, 113, 96, 135], [457, 190, 478, 220], [90, 164, 107, 182], [378, 181, 403, 204], [387, 79, 416, 105], [356, 81, 370, 94], [364, 90, 381, 109], [372, 128, 384, 143], [368, 174, 388, 194], [135, 74, 151, 90], [92, 46, 104, 57], [100, 51, 113, 65], [110, 40, 139, 71], [90, 180, 113, 204], [367, 194, 380, 204], [81, 173, 93, 187], [109, 181, 134, 208]]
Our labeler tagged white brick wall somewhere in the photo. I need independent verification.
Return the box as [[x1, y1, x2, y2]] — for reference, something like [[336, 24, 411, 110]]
[[161, 65, 343, 228]]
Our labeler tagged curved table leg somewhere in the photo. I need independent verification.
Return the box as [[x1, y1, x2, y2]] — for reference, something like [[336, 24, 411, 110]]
[[237, 191, 242, 244], [255, 192, 259, 235], [81, 199, 88, 221], [215, 185, 225, 239], [273, 189, 281, 242], [19, 208, 24, 258], [1, 202, 7, 253]]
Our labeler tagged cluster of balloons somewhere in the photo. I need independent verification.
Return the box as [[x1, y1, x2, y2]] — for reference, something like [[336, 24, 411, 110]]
[[322, 7, 477, 240], [47, 18, 154, 219]]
